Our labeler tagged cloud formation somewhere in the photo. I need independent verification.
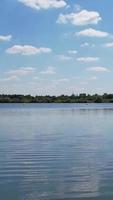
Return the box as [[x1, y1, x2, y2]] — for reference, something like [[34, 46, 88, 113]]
[[81, 42, 95, 48], [87, 66, 109, 72], [104, 42, 113, 48], [6, 45, 52, 55], [40, 67, 56, 75], [68, 50, 78, 55], [58, 54, 72, 61], [89, 76, 98, 80], [76, 28, 109, 37], [18, 0, 67, 10], [77, 57, 99, 62], [57, 10, 101, 26], [7, 67, 35, 77], [0, 76, 19, 82], [0, 35, 12, 42]]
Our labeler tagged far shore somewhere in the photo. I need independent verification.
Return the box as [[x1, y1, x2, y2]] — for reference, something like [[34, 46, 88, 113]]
[[0, 93, 113, 103]]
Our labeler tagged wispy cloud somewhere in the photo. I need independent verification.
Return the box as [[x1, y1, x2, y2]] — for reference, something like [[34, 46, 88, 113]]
[[76, 28, 109, 37], [81, 42, 95, 48], [1, 67, 35, 82], [40, 67, 56, 75], [104, 42, 113, 48], [74, 4, 82, 12], [18, 0, 67, 10], [77, 57, 99, 62], [68, 50, 78, 55], [88, 76, 98, 80], [81, 42, 89, 47], [57, 10, 101, 26], [87, 66, 110, 72], [7, 67, 35, 77], [0, 35, 12, 42], [57, 54, 72, 61], [52, 78, 69, 85], [55, 78, 69, 83], [6, 45, 52, 55], [0, 76, 19, 82]]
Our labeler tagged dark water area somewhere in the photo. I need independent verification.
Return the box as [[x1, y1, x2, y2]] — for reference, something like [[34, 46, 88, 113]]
[[0, 103, 113, 200]]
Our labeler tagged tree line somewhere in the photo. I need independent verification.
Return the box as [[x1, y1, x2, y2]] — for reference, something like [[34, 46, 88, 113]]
[[0, 93, 113, 103]]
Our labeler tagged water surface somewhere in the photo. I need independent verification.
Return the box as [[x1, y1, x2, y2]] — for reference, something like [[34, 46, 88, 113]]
[[0, 103, 113, 200]]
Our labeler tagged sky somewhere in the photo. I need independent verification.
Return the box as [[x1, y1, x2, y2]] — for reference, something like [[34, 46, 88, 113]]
[[0, 0, 113, 95]]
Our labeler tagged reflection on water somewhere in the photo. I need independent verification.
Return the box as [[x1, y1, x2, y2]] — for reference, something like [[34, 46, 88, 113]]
[[0, 104, 113, 200]]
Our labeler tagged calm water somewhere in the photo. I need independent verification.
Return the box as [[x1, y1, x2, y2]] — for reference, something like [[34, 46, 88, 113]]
[[1, 103, 113, 200]]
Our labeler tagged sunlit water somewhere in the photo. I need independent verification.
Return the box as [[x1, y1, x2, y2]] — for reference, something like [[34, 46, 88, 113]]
[[0, 103, 113, 200]]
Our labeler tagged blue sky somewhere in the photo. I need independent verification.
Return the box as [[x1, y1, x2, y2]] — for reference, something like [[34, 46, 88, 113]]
[[0, 0, 113, 95]]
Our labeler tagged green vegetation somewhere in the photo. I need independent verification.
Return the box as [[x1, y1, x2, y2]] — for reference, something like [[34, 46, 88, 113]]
[[0, 93, 113, 103]]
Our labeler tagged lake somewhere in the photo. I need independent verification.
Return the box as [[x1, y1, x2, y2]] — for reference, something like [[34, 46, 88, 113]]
[[0, 103, 113, 200]]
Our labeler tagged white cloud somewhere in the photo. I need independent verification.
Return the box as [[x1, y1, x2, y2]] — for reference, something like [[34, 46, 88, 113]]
[[76, 28, 109, 38], [56, 78, 69, 82], [77, 57, 99, 62], [87, 66, 109, 72], [104, 42, 113, 48], [81, 42, 89, 47], [80, 81, 88, 85], [18, 0, 67, 10], [89, 76, 98, 80], [0, 76, 19, 82], [81, 42, 95, 48], [57, 10, 101, 26], [58, 54, 72, 61], [68, 50, 77, 55], [40, 67, 56, 75], [74, 4, 82, 12], [0, 67, 35, 82], [7, 67, 35, 77], [33, 76, 39, 80], [0, 35, 12, 42], [53, 78, 69, 85], [6, 45, 52, 55]]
